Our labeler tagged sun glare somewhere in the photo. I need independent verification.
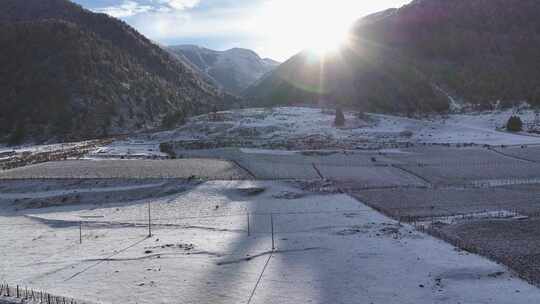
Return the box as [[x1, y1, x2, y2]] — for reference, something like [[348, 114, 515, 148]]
[[253, 0, 361, 59], [305, 26, 350, 56]]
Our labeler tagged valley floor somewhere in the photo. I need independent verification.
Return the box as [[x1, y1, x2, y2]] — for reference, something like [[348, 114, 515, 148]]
[[2, 107, 540, 303]]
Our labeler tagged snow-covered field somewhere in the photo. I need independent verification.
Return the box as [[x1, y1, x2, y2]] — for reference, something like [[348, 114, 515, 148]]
[[385, 109, 540, 145], [354, 184, 540, 219], [81, 107, 540, 159], [170, 107, 540, 145], [2, 180, 540, 304], [2, 107, 539, 163]]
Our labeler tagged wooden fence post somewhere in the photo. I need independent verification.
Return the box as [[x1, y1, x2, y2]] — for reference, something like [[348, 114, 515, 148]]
[[270, 214, 275, 251], [247, 213, 251, 237], [148, 202, 152, 237], [79, 221, 82, 244]]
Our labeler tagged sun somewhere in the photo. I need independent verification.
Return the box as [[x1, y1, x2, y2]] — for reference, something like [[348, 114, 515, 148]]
[[305, 26, 350, 56], [253, 0, 357, 59], [296, 2, 354, 56]]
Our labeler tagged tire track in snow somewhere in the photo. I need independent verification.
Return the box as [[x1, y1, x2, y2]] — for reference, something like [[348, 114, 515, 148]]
[[63, 237, 149, 282]]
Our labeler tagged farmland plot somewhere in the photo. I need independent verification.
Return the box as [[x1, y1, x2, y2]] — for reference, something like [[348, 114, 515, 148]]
[[0, 179, 195, 212], [353, 185, 540, 219], [237, 151, 392, 167], [434, 218, 540, 285], [317, 165, 427, 189], [176, 148, 407, 181], [385, 146, 514, 166], [0, 160, 250, 180], [399, 162, 540, 186], [0, 179, 175, 194], [236, 160, 320, 180], [178, 148, 398, 166]]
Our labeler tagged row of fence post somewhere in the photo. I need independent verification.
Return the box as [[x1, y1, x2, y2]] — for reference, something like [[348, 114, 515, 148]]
[[76, 206, 279, 250], [245, 212, 275, 251], [0, 283, 80, 304], [142, 207, 276, 251]]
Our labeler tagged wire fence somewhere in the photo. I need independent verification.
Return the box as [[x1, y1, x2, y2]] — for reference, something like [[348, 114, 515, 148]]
[[3, 202, 540, 295], [0, 283, 91, 304], [0, 208, 377, 248]]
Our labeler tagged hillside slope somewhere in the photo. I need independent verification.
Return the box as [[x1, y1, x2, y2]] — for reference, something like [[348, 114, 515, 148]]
[[0, 0, 226, 143], [245, 0, 540, 113], [169, 45, 279, 95]]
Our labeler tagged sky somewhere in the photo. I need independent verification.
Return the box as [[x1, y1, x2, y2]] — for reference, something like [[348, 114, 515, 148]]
[[73, 0, 412, 61]]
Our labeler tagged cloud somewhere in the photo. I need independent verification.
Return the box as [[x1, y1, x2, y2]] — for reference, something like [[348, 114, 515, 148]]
[[95, 0, 201, 18], [96, 1, 153, 18], [91, 0, 412, 61], [128, 2, 255, 41], [156, 0, 201, 10]]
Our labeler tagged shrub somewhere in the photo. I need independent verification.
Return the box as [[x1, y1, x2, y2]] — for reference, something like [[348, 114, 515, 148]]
[[506, 115, 523, 132], [400, 130, 414, 138], [161, 111, 185, 129], [334, 108, 345, 127], [159, 142, 176, 158], [356, 112, 367, 120], [8, 124, 25, 145]]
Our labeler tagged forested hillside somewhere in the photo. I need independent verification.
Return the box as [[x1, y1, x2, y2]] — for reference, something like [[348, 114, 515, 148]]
[[246, 0, 540, 113], [0, 0, 227, 143]]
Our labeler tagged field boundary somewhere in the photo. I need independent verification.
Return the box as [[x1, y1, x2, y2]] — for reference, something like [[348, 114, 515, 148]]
[[391, 164, 433, 187], [311, 163, 324, 179], [230, 160, 257, 179], [488, 147, 538, 163]]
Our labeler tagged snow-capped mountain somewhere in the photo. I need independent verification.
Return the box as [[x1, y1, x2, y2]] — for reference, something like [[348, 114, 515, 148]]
[[168, 45, 280, 95]]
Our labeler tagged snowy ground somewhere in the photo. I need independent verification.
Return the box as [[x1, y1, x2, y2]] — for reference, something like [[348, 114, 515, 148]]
[[85, 139, 166, 160], [0, 141, 100, 155], [3, 107, 540, 303], [2, 107, 539, 162], [165, 107, 540, 146], [382, 109, 540, 146], [78, 107, 540, 159], [2, 180, 540, 304]]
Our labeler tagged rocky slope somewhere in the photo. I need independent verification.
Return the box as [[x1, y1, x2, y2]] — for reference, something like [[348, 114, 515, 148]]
[[245, 0, 540, 113], [169, 45, 279, 95], [0, 0, 228, 143]]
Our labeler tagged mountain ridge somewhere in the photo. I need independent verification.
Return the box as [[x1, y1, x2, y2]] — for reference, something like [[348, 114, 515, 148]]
[[168, 44, 280, 95]]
